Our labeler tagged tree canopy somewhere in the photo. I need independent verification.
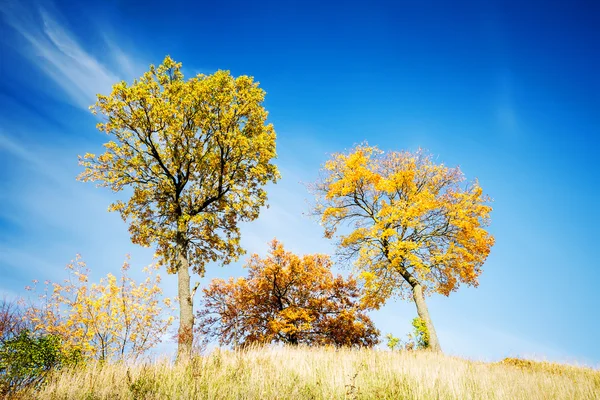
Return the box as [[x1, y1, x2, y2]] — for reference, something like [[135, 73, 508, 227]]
[[197, 239, 380, 348], [311, 145, 494, 351]]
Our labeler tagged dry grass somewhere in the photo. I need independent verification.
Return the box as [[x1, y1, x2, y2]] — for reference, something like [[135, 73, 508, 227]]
[[14, 346, 600, 399]]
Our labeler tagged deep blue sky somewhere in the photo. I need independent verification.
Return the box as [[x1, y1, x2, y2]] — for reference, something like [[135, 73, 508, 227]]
[[1, 0, 598, 365]]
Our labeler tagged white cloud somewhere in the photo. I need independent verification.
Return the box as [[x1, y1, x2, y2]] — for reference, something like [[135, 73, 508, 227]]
[[0, 0, 144, 109], [0, 2, 158, 287], [0, 130, 66, 184], [0, 132, 38, 166], [102, 34, 148, 80]]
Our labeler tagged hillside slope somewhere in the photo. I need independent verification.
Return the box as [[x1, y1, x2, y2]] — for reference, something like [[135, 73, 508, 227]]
[[17, 346, 600, 399]]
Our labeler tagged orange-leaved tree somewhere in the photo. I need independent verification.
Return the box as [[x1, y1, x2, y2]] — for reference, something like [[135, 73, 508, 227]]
[[78, 57, 279, 360], [197, 239, 379, 347], [310, 145, 494, 352], [26, 256, 174, 361]]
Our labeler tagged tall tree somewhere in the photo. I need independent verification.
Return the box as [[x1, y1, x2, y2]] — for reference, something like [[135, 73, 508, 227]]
[[311, 145, 494, 352], [197, 239, 379, 348], [78, 57, 279, 360]]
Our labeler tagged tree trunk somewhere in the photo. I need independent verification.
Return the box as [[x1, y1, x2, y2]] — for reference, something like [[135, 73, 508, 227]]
[[412, 284, 442, 352], [382, 242, 443, 352], [176, 237, 194, 362]]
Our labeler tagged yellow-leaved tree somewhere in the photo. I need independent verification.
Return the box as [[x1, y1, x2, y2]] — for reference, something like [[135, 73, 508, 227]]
[[78, 57, 279, 359], [26, 256, 174, 361], [311, 145, 494, 352]]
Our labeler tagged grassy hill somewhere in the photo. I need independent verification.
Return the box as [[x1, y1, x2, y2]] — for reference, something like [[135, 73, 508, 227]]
[[15, 346, 600, 399]]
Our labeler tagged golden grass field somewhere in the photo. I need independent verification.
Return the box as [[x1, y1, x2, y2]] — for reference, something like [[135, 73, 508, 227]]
[[15, 346, 600, 399]]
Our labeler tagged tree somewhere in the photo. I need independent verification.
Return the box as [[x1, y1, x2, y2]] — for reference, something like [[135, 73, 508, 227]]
[[311, 145, 494, 352], [0, 298, 26, 345], [197, 239, 379, 348], [25, 256, 174, 361], [78, 57, 279, 359]]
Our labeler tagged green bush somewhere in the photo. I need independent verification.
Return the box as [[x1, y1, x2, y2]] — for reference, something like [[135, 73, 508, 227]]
[[385, 317, 430, 352], [0, 330, 78, 395], [410, 317, 429, 350], [385, 333, 401, 351]]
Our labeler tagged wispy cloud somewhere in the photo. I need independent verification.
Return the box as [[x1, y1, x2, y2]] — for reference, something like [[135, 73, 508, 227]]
[[0, 131, 39, 167], [0, 1, 157, 285], [102, 34, 148, 80], [0, 0, 144, 109], [0, 130, 66, 184]]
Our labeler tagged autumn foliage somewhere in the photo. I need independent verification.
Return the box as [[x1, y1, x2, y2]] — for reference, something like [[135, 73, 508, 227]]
[[78, 56, 279, 359], [25, 256, 174, 361], [311, 145, 494, 351], [197, 240, 379, 348], [67, 54, 494, 361]]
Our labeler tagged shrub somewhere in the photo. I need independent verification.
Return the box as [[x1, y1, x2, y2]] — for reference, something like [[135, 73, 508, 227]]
[[25, 256, 174, 361], [385, 317, 430, 352], [410, 317, 429, 349], [0, 330, 78, 395], [385, 333, 401, 351]]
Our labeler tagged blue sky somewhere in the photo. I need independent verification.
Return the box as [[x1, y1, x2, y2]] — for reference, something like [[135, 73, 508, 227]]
[[0, 0, 598, 365]]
